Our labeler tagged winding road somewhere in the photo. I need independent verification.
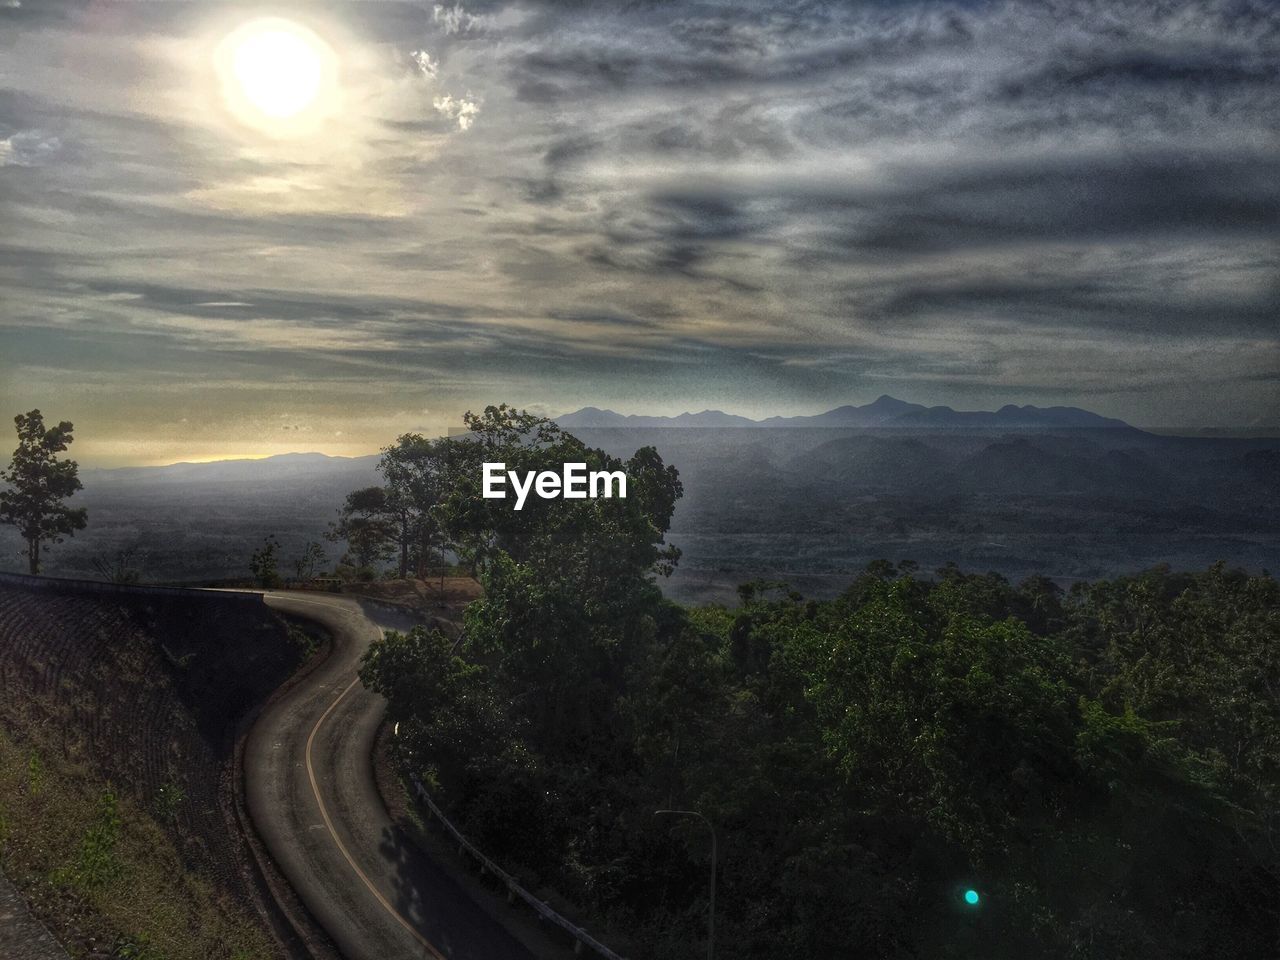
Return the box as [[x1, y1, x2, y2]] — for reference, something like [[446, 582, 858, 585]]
[[245, 592, 533, 960]]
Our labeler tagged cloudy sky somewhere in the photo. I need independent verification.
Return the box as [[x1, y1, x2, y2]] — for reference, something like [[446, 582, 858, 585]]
[[1, 0, 1276, 465]]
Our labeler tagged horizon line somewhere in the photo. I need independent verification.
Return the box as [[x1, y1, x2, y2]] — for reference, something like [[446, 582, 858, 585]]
[[80, 426, 1280, 472]]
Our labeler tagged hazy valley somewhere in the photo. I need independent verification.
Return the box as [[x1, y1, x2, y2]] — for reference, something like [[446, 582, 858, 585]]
[[5, 398, 1276, 602]]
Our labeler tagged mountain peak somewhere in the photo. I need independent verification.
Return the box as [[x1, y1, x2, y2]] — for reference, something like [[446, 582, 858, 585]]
[[556, 399, 1135, 431]]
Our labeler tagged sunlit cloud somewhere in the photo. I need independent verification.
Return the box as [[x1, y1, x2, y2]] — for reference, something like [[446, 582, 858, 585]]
[[433, 93, 480, 130], [0, 130, 60, 166], [411, 49, 439, 80]]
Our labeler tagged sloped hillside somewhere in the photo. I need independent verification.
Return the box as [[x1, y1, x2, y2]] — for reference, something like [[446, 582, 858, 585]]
[[0, 576, 313, 960]]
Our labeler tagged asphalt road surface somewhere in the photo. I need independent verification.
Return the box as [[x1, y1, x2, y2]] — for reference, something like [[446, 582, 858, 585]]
[[245, 592, 534, 960], [0, 868, 70, 960]]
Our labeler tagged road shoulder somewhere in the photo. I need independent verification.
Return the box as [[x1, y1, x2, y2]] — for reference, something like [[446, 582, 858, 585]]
[[0, 869, 69, 960], [230, 614, 344, 960], [371, 723, 594, 960]]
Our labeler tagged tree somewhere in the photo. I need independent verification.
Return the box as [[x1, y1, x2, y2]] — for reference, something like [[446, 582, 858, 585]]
[[429, 407, 684, 747], [368, 556, 1280, 959], [327, 486, 396, 574], [90, 547, 143, 584], [378, 434, 449, 579], [433, 404, 682, 578], [0, 410, 88, 575], [293, 540, 327, 581], [248, 534, 282, 588]]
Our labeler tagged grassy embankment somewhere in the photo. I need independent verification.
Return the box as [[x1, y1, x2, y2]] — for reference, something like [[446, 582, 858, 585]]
[[0, 728, 271, 960], [0, 582, 318, 959]]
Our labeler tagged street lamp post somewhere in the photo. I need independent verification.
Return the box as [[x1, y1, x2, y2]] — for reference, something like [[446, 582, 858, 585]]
[[655, 809, 716, 960]]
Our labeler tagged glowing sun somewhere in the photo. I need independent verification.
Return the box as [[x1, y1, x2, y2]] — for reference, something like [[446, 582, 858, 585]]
[[216, 18, 337, 132]]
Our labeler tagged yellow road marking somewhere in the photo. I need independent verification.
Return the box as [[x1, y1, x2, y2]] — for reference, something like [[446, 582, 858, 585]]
[[305, 674, 446, 959], [271, 594, 352, 608]]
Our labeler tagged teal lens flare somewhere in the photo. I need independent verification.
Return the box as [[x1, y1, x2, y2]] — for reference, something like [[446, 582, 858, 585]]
[[964, 889, 980, 906]]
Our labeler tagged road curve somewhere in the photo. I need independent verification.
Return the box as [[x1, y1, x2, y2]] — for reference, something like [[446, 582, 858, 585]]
[[245, 592, 534, 960]]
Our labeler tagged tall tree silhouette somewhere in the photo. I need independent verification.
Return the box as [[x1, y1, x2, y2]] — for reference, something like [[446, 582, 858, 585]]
[[0, 410, 88, 574], [379, 433, 448, 578]]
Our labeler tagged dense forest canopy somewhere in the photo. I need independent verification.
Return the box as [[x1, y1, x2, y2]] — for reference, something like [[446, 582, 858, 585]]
[[361, 410, 1280, 959]]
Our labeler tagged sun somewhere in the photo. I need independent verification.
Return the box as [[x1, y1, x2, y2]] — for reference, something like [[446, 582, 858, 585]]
[[233, 25, 322, 118], [216, 18, 336, 133]]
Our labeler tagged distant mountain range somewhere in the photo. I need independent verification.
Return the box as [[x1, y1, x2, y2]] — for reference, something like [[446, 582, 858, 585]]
[[556, 395, 1136, 431]]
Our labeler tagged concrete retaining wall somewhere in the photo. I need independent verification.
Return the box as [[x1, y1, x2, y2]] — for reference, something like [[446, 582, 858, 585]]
[[0, 571, 264, 604]]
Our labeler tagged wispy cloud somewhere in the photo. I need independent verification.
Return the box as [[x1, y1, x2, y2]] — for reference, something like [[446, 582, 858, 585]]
[[0, 0, 1277, 463], [432, 3, 489, 36]]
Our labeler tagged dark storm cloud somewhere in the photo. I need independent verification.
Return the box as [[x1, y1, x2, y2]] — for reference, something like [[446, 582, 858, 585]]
[[870, 274, 1280, 336], [998, 47, 1280, 99], [606, 191, 759, 255], [810, 153, 1280, 253]]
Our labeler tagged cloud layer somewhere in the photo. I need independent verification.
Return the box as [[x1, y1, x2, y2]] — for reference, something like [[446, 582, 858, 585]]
[[0, 0, 1276, 463]]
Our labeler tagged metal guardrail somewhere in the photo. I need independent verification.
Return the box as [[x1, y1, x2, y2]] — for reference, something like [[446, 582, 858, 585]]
[[408, 776, 629, 960]]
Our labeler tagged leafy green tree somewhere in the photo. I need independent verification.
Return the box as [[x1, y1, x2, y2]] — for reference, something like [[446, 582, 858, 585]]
[[327, 486, 396, 574], [434, 404, 682, 578], [0, 409, 88, 574], [364, 405, 684, 856], [440, 407, 682, 752], [1067, 563, 1280, 850], [363, 625, 510, 789], [378, 433, 449, 578]]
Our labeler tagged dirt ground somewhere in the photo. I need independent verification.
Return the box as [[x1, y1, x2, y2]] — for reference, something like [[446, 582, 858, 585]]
[[335, 576, 483, 613]]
